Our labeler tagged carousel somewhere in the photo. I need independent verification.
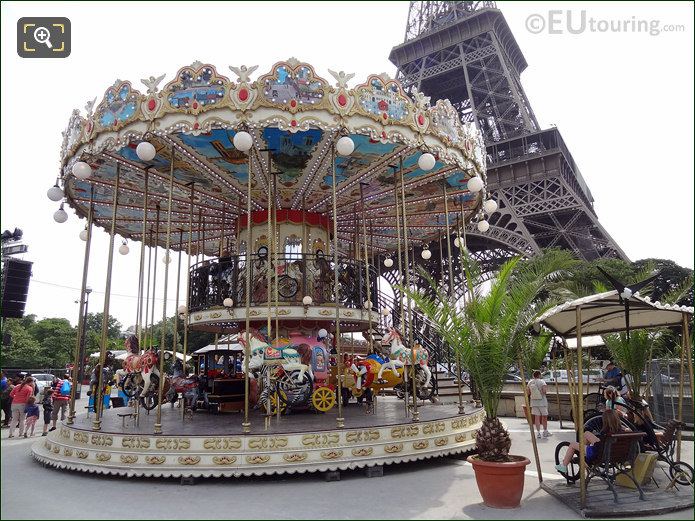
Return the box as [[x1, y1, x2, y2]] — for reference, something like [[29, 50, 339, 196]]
[[34, 59, 493, 478]]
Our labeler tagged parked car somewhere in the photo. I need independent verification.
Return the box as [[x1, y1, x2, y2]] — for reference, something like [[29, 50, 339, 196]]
[[31, 373, 55, 394]]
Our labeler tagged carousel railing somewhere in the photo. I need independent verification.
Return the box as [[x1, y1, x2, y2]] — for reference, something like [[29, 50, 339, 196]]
[[188, 253, 379, 313]]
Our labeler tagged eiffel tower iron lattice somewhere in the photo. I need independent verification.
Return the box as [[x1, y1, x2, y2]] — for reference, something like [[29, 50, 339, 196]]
[[389, 1, 627, 273]]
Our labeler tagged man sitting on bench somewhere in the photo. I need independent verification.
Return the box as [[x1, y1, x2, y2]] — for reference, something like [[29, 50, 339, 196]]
[[555, 409, 627, 473]]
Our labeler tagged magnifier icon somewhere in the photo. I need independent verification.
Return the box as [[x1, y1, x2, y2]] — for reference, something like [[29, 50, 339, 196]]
[[33, 26, 53, 49]]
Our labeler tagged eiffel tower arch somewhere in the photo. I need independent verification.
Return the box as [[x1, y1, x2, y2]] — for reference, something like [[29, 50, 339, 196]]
[[389, 1, 627, 270]]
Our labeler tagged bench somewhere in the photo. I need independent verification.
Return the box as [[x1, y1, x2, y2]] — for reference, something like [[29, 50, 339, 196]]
[[586, 431, 646, 503], [117, 412, 138, 428]]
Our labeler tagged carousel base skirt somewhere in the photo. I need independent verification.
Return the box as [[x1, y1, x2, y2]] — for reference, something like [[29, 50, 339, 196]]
[[32, 398, 483, 478]]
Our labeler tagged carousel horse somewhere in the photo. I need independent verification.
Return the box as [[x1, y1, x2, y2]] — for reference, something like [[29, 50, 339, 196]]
[[380, 328, 431, 388], [122, 335, 161, 397], [242, 329, 310, 383], [166, 359, 199, 410]]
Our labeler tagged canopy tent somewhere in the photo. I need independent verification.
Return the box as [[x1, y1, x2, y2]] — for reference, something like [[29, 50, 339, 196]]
[[534, 289, 693, 507], [565, 335, 604, 350], [536, 290, 693, 337], [193, 334, 243, 355]]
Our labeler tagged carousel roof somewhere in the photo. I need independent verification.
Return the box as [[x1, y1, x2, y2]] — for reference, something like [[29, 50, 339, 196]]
[[58, 59, 487, 255]]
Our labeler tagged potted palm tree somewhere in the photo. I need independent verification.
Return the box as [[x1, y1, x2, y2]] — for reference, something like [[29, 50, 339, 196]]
[[405, 249, 575, 508]]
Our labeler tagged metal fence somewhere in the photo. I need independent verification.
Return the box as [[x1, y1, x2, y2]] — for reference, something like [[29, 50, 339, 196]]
[[648, 359, 693, 426]]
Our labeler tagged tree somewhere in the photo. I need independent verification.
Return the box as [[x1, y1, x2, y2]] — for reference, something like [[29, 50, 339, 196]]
[[1, 319, 51, 368], [84, 312, 123, 339], [28, 318, 77, 368], [633, 258, 694, 306]]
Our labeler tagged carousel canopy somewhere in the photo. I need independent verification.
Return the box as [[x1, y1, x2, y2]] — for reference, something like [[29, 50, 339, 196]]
[[58, 59, 488, 255], [536, 290, 694, 337]]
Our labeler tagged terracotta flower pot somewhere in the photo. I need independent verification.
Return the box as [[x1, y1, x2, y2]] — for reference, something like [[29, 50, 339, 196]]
[[467, 454, 530, 508]]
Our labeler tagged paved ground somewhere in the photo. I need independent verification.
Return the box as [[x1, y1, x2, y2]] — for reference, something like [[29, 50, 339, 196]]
[[1, 408, 692, 520]]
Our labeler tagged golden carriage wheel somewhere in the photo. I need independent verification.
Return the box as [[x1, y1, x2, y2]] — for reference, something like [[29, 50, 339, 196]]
[[269, 389, 287, 415], [311, 387, 336, 412]]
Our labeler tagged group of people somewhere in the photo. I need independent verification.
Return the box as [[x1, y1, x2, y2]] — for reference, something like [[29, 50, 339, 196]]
[[0, 371, 72, 438]]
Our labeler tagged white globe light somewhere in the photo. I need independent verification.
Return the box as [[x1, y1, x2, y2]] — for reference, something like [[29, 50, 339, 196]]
[[136, 141, 156, 162], [47, 184, 64, 202], [223, 297, 234, 308], [118, 242, 129, 255], [477, 220, 490, 232], [364, 300, 372, 309], [233, 131, 253, 152], [421, 248, 432, 260], [177, 305, 188, 315], [381, 308, 391, 317], [163, 253, 171, 264], [79, 229, 89, 241], [318, 328, 328, 339], [453, 237, 461, 248], [302, 295, 313, 306], [620, 288, 633, 299], [417, 153, 436, 171], [467, 176, 484, 193], [483, 199, 498, 215], [72, 161, 92, 180], [53, 206, 68, 223], [336, 136, 355, 156], [383, 257, 394, 268]]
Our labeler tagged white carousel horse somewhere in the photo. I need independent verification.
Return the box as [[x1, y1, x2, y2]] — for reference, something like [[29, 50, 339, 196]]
[[241, 329, 310, 383], [380, 328, 431, 388], [378, 328, 408, 380]]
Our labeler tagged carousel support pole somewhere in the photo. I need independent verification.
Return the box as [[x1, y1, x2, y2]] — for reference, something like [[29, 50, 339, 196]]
[[154, 144, 176, 435], [392, 166, 408, 418], [265, 150, 273, 423], [182, 184, 195, 421], [552, 347, 563, 428], [93, 163, 121, 431], [143, 228, 153, 349], [399, 157, 418, 423], [443, 185, 464, 414], [676, 313, 688, 460], [564, 345, 578, 429], [136, 172, 149, 345], [518, 355, 543, 483], [242, 156, 253, 433], [68, 186, 94, 425], [359, 182, 373, 356], [173, 229, 184, 360], [331, 145, 344, 429], [149, 204, 161, 350], [272, 172, 281, 423], [576, 306, 586, 509]]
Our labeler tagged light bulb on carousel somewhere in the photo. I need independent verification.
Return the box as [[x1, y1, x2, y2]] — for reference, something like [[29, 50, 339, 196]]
[[477, 219, 490, 233], [72, 161, 92, 181], [223, 297, 234, 308], [162, 252, 172, 264], [383, 257, 393, 268], [136, 141, 157, 162], [336, 136, 355, 156], [483, 198, 498, 215], [47, 180, 64, 202], [302, 295, 313, 306], [233, 131, 253, 152], [118, 241, 130, 255], [79, 228, 89, 241], [467, 175, 484, 193], [417, 152, 435, 171], [421, 247, 432, 260], [53, 203, 68, 223], [177, 304, 188, 317], [381, 308, 391, 317]]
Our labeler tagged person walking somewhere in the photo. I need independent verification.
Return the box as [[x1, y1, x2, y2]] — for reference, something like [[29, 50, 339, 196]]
[[49, 375, 71, 431], [527, 370, 552, 438], [8, 376, 34, 438], [23, 396, 40, 437], [40, 383, 54, 436]]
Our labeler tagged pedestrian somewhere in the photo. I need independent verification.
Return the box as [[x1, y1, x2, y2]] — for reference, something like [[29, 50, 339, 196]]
[[527, 369, 552, 438], [602, 361, 622, 388], [49, 374, 71, 431], [23, 396, 40, 437], [40, 383, 54, 436], [8, 376, 34, 438], [1, 371, 13, 427]]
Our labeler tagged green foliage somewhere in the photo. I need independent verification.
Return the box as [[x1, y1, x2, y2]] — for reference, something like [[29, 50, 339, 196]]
[[520, 332, 552, 376], [603, 330, 653, 399], [404, 249, 576, 423], [84, 312, 123, 339]]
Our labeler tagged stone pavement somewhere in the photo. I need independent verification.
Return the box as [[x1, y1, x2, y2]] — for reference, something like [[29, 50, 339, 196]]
[[1, 412, 693, 520]]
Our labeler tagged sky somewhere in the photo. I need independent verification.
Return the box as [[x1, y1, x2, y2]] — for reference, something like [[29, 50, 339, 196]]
[[1, 1, 693, 329]]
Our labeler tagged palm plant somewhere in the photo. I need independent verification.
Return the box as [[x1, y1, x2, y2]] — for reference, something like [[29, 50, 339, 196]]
[[404, 249, 576, 461]]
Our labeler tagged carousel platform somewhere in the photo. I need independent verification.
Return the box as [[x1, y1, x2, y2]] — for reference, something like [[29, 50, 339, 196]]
[[32, 398, 483, 478]]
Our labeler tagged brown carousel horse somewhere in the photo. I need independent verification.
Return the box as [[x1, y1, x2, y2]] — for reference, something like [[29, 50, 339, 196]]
[[120, 335, 169, 410]]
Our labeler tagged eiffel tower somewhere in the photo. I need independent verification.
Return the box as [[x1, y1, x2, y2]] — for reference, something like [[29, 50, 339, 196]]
[[389, 1, 627, 269]]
